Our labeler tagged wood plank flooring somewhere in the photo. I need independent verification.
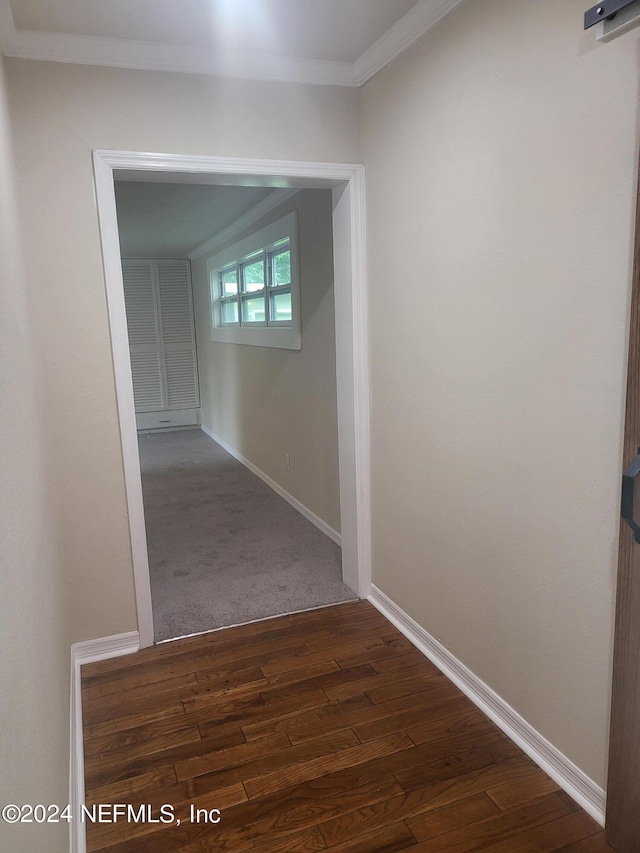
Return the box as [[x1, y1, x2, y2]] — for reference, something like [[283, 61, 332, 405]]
[[82, 600, 613, 852]]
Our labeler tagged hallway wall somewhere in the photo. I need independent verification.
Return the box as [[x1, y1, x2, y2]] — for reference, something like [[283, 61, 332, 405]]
[[192, 190, 341, 534], [5, 58, 360, 644], [5, 0, 640, 813], [361, 0, 638, 787], [0, 56, 68, 853]]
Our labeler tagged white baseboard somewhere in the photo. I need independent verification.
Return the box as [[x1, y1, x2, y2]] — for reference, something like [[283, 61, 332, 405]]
[[69, 631, 140, 853], [137, 424, 201, 435], [368, 585, 606, 826], [200, 425, 342, 546]]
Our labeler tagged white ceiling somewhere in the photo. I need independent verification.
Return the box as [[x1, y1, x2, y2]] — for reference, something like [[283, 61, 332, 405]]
[[0, 0, 466, 86], [114, 182, 292, 258], [10, 0, 419, 63]]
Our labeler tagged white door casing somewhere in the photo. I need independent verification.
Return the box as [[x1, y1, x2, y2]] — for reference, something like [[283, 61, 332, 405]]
[[93, 150, 371, 648]]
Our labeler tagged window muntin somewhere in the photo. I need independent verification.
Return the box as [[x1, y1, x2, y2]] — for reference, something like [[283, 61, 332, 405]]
[[216, 243, 292, 329], [220, 300, 238, 324], [270, 291, 292, 322], [208, 211, 300, 350], [220, 268, 238, 296], [272, 249, 291, 287], [242, 296, 265, 323], [241, 258, 265, 293]]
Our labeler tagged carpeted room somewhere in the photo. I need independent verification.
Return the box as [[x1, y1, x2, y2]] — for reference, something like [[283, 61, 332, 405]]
[[139, 429, 354, 641], [116, 181, 356, 642]]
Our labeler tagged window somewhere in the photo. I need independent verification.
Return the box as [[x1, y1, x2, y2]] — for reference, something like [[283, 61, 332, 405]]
[[208, 212, 300, 350], [218, 245, 289, 327]]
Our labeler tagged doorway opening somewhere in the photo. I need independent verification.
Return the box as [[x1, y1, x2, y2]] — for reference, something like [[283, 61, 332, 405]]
[[93, 151, 371, 647]]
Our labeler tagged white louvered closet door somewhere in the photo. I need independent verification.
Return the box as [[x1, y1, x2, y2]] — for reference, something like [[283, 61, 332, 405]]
[[122, 259, 199, 426], [122, 260, 164, 412], [156, 261, 200, 410]]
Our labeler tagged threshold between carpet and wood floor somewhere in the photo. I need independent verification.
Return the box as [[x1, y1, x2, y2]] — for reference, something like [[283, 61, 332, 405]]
[[81, 600, 611, 853], [138, 429, 355, 642]]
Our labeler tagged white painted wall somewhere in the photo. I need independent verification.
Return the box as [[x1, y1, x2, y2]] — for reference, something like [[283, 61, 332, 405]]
[[361, 0, 638, 787], [4, 0, 638, 812], [192, 190, 341, 534], [1, 61, 358, 830], [0, 57, 68, 853], [4, 58, 360, 644]]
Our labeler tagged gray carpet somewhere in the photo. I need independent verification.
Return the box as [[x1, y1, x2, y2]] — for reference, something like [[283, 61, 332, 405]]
[[138, 429, 356, 642]]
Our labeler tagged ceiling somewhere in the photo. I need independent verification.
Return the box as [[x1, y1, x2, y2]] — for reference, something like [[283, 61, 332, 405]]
[[11, 0, 418, 62], [0, 0, 465, 86], [114, 182, 294, 258]]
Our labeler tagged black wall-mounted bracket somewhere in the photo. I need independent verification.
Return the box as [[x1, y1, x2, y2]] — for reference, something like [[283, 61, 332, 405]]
[[621, 449, 640, 544], [584, 0, 636, 28]]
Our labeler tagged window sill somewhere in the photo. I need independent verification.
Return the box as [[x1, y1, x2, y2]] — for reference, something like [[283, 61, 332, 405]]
[[211, 326, 301, 350]]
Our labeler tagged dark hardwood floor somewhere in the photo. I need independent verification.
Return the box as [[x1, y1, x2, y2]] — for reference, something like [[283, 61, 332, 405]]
[[81, 600, 612, 852]]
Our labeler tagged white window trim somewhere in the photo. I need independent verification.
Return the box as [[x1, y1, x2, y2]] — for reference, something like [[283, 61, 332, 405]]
[[207, 211, 301, 350]]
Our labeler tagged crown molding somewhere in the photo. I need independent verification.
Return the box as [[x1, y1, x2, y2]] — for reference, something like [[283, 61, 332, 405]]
[[0, 0, 466, 88], [354, 0, 467, 85], [188, 189, 298, 261], [0, 15, 356, 86]]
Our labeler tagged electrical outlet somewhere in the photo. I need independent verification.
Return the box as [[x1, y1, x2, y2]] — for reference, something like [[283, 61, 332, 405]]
[[284, 453, 290, 471]]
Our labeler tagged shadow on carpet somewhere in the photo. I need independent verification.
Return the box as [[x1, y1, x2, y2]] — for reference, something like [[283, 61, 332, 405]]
[[138, 429, 356, 642]]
